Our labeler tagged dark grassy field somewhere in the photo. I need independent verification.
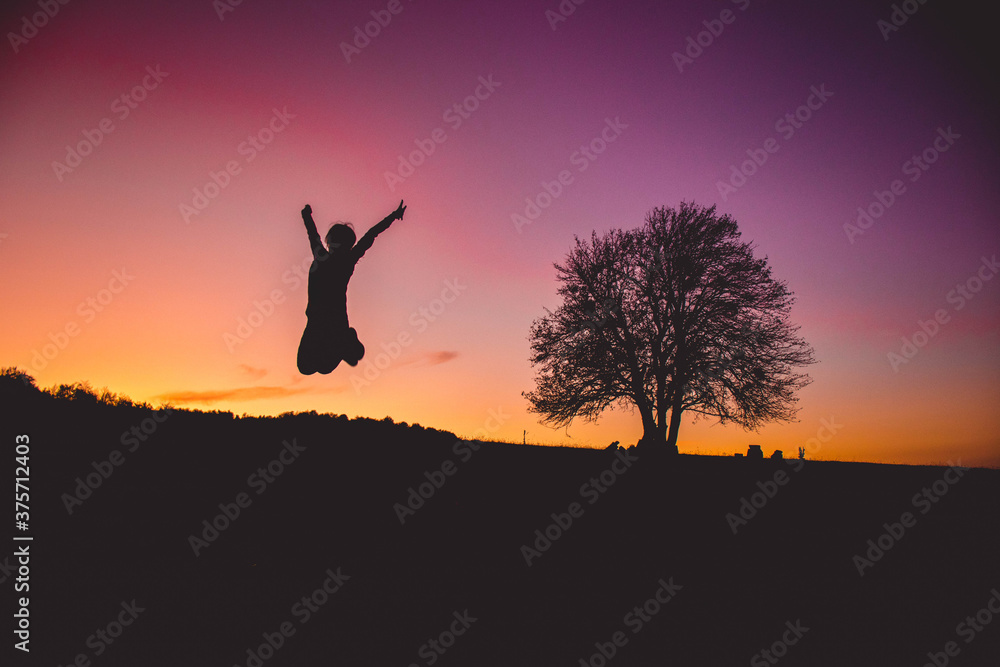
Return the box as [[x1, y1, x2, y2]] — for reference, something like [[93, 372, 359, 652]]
[[3, 380, 999, 666]]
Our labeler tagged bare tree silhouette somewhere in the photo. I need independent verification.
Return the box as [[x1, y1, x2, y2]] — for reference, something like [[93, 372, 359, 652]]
[[524, 202, 815, 453]]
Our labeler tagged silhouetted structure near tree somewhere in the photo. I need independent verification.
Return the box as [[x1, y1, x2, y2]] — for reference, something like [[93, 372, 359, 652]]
[[296, 200, 406, 375], [524, 202, 815, 453]]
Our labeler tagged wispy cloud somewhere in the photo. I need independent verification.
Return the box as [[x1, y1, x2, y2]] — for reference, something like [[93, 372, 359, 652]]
[[155, 385, 321, 405], [238, 364, 268, 380], [398, 351, 459, 369]]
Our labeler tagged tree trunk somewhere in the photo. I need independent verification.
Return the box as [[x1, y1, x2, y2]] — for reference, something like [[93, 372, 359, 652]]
[[647, 405, 676, 454], [662, 326, 685, 456], [658, 379, 684, 455], [638, 407, 658, 447], [663, 405, 682, 455], [638, 416, 672, 453]]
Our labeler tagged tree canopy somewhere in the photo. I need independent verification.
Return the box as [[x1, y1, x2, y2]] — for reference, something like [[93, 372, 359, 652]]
[[524, 202, 815, 453]]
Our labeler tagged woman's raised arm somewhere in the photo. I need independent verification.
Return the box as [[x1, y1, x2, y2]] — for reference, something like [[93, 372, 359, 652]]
[[301, 204, 326, 261], [352, 200, 405, 261]]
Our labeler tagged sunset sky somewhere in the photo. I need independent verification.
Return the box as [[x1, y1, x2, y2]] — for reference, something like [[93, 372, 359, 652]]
[[2, 0, 997, 466]]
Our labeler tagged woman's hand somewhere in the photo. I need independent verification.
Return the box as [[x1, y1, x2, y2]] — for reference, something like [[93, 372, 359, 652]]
[[393, 200, 406, 220], [302, 204, 312, 218]]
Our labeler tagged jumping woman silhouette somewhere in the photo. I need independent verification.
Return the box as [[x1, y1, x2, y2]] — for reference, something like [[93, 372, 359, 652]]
[[296, 200, 406, 374]]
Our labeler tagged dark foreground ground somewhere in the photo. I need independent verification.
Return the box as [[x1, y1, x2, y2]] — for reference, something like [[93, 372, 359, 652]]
[[3, 384, 999, 666]]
